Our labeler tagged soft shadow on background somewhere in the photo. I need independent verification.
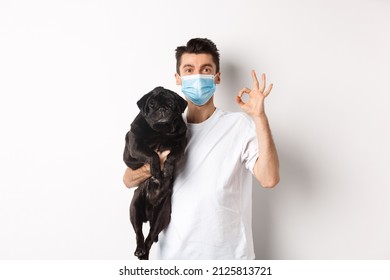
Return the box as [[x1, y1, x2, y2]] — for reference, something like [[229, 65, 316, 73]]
[[252, 141, 314, 259]]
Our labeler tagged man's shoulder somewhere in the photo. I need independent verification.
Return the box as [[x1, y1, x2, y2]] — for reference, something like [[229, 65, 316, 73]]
[[217, 109, 255, 128]]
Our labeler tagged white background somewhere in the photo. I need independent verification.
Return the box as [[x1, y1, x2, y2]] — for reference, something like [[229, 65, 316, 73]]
[[0, 0, 389, 259]]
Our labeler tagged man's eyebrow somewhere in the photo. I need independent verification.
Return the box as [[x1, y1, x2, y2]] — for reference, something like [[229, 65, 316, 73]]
[[182, 63, 214, 68]]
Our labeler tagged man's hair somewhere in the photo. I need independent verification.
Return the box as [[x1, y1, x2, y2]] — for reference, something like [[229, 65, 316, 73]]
[[175, 38, 220, 74]]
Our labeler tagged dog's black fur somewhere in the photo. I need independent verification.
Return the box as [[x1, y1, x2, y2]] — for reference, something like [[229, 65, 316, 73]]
[[123, 86, 187, 260]]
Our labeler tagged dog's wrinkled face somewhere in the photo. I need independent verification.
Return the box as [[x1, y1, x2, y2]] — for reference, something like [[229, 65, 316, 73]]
[[137, 87, 187, 133]]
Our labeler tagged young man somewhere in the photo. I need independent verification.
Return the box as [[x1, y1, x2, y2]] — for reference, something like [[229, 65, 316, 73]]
[[123, 38, 279, 259]]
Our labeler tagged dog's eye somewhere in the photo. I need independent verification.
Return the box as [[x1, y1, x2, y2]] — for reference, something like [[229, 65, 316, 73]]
[[149, 100, 157, 108], [166, 100, 174, 108]]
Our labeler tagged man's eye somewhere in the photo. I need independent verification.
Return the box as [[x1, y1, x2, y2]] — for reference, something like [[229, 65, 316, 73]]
[[184, 69, 192, 73]]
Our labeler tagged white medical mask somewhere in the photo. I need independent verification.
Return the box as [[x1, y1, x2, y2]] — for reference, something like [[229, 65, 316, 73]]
[[180, 74, 216, 106]]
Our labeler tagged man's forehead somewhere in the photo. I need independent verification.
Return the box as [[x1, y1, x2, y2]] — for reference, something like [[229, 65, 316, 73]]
[[180, 53, 215, 68]]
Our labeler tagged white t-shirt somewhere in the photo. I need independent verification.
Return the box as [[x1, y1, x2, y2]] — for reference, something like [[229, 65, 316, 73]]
[[156, 108, 259, 259]]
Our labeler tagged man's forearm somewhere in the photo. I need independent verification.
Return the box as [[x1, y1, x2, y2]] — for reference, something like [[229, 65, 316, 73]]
[[253, 114, 280, 188], [123, 164, 151, 188]]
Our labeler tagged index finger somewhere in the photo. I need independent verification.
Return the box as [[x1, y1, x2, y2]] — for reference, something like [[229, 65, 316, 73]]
[[252, 70, 260, 89]]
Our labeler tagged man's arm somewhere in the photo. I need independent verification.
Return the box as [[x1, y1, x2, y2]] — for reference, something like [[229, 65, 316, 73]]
[[236, 70, 280, 188], [252, 114, 279, 188], [122, 150, 171, 188], [123, 164, 151, 188]]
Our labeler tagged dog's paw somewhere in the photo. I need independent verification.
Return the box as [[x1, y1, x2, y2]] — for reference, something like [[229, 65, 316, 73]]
[[134, 247, 146, 258], [151, 169, 162, 180], [150, 176, 161, 186], [138, 253, 149, 260]]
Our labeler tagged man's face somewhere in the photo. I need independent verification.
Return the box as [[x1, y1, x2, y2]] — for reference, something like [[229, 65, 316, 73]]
[[175, 53, 221, 85]]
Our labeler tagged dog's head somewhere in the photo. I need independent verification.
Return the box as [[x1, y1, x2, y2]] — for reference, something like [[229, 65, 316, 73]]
[[137, 87, 187, 133]]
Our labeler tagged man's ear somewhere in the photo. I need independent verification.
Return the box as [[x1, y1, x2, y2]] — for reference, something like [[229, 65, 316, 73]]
[[215, 72, 221, 84], [175, 73, 182, 85]]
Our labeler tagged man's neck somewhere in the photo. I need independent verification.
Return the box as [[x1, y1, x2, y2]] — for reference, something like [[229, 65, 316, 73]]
[[186, 100, 216, 124]]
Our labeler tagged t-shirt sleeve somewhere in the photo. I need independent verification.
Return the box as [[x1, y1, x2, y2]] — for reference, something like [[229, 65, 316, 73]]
[[241, 119, 259, 174]]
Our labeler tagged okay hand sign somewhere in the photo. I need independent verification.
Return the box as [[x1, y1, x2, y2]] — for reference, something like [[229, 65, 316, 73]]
[[236, 70, 273, 118]]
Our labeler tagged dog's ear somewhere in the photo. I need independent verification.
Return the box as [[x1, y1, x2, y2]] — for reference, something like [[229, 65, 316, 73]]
[[175, 93, 188, 113], [137, 87, 161, 116], [136, 94, 149, 116]]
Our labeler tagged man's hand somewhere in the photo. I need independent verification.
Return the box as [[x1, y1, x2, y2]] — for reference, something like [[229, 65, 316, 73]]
[[236, 70, 273, 118], [123, 150, 171, 188]]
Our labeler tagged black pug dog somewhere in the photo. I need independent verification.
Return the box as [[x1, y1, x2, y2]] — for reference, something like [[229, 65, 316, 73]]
[[123, 86, 187, 260]]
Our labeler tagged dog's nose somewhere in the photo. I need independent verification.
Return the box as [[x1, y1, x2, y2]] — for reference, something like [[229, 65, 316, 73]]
[[157, 107, 167, 118]]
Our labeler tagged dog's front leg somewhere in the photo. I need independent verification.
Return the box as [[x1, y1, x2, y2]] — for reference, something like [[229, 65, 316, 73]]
[[128, 140, 161, 180], [162, 141, 186, 178], [162, 153, 176, 179]]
